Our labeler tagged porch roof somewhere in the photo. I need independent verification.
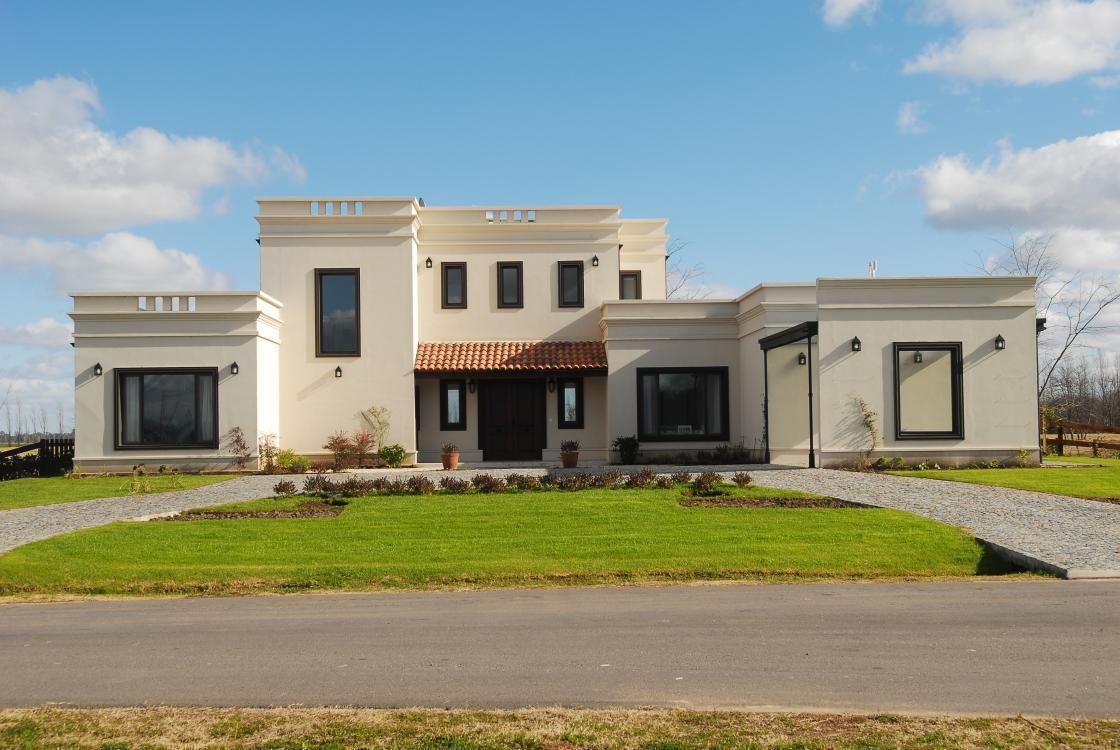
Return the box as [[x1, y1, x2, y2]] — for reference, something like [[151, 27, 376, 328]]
[[415, 341, 608, 374]]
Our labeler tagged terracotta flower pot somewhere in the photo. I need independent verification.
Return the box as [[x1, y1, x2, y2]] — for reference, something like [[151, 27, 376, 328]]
[[441, 452, 460, 470], [560, 451, 579, 469]]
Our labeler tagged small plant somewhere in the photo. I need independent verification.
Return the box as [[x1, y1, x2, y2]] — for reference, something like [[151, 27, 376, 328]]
[[730, 471, 752, 487], [225, 426, 253, 471], [382, 478, 408, 495], [560, 440, 581, 453], [612, 435, 640, 464], [324, 431, 356, 471], [379, 443, 407, 468], [124, 465, 152, 495], [406, 475, 436, 495], [690, 471, 724, 497], [439, 476, 472, 493], [273, 479, 297, 497], [302, 474, 332, 496], [670, 470, 692, 485], [442, 442, 459, 454], [557, 474, 585, 491], [506, 473, 541, 491], [441, 442, 460, 471], [471, 473, 506, 493], [890, 456, 905, 470], [626, 467, 656, 488], [590, 471, 624, 488], [352, 430, 377, 468], [1016, 448, 1033, 468], [258, 433, 279, 473], [158, 464, 169, 474], [559, 439, 580, 468], [653, 475, 675, 489], [853, 397, 881, 472]]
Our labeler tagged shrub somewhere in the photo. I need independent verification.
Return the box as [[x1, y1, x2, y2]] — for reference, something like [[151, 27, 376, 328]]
[[382, 478, 409, 495], [406, 475, 436, 495], [225, 426, 253, 470], [691, 471, 724, 497], [557, 474, 586, 491], [670, 470, 692, 485], [471, 473, 507, 493], [626, 467, 656, 488], [653, 475, 675, 489], [696, 443, 752, 465], [612, 435, 640, 464], [730, 471, 752, 487], [337, 477, 377, 497], [257, 433, 279, 473], [273, 479, 297, 497], [352, 430, 377, 467], [441, 442, 459, 454], [302, 474, 333, 496], [276, 449, 309, 474], [439, 476, 472, 493], [560, 439, 580, 453], [590, 471, 623, 488], [538, 473, 560, 489], [506, 473, 541, 491], [323, 431, 356, 471], [379, 443, 407, 468]]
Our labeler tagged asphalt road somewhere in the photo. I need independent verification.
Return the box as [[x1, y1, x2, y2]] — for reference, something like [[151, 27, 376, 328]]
[[2, 580, 1118, 717]]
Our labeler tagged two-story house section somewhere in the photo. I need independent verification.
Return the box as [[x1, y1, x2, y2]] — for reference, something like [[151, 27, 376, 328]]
[[71, 196, 1042, 471]]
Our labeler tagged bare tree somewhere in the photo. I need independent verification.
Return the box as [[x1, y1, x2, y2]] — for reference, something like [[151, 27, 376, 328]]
[[665, 239, 707, 299], [981, 232, 1120, 397]]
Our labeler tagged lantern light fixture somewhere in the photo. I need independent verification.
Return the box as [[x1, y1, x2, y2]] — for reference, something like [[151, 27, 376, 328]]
[[335, 366, 343, 378], [914, 351, 923, 364], [591, 255, 599, 267], [995, 334, 1006, 350], [425, 257, 433, 269], [93, 362, 103, 377], [230, 361, 239, 376], [547, 377, 557, 393], [851, 336, 862, 353], [797, 352, 807, 366], [467, 378, 477, 394]]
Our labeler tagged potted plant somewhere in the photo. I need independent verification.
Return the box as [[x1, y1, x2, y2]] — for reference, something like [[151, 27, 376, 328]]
[[441, 442, 460, 471], [612, 435, 640, 464], [560, 439, 580, 469]]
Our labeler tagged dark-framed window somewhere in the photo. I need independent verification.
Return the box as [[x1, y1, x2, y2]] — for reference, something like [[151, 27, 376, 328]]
[[893, 342, 964, 440], [315, 268, 360, 356], [619, 271, 642, 300], [497, 261, 523, 308], [115, 368, 218, 449], [558, 261, 584, 308], [442, 262, 467, 309], [440, 379, 467, 430], [637, 367, 729, 442], [557, 377, 584, 429]]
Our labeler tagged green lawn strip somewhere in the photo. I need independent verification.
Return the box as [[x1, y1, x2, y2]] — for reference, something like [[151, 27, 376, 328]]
[[1, 707, 1115, 749], [0, 475, 237, 511], [894, 462, 1120, 500], [0, 486, 1021, 597]]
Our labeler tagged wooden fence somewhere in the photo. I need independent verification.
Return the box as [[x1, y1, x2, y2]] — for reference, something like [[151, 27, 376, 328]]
[[0, 438, 75, 481], [1045, 420, 1120, 456]]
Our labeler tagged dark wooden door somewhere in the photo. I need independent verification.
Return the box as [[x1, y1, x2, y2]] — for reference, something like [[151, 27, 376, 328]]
[[480, 380, 545, 461]]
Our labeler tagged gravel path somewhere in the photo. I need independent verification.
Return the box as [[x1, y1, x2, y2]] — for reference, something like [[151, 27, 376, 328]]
[[1, 466, 1117, 578]]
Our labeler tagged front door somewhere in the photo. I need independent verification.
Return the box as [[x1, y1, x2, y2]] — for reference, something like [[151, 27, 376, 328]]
[[479, 380, 546, 461]]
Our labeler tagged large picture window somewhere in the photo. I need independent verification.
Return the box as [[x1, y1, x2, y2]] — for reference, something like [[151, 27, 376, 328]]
[[497, 262, 523, 308], [893, 342, 964, 440], [637, 367, 729, 441], [440, 379, 467, 431], [116, 368, 218, 449], [442, 262, 467, 309], [315, 269, 360, 356], [558, 261, 584, 308], [557, 377, 584, 429]]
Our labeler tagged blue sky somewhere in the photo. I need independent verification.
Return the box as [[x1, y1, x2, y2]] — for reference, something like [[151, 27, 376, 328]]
[[2, 0, 1119, 430]]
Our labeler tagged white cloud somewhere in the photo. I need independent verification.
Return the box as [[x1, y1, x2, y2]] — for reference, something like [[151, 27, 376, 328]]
[[0, 318, 72, 348], [905, 0, 1120, 85], [897, 101, 930, 134], [0, 232, 231, 294], [0, 352, 73, 434], [823, 0, 879, 28], [0, 77, 305, 235], [918, 130, 1120, 230]]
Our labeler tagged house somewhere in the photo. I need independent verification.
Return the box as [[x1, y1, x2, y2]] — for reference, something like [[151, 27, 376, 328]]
[[70, 197, 1041, 471]]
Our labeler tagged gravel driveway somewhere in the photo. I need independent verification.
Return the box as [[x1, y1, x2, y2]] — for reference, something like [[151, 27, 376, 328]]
[[1, 466, 1117, 578]]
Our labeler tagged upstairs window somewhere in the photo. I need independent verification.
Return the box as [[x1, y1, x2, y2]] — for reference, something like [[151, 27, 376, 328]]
[[498, 261, 523, 308], [116, 368, 218, 448], [440, 379, 467, 430], [637, 367, 729, 442], [893, 343, 963, 440], [559, 261, 584, 308], [619, 271, 642, 300], [316, 269, 360, 356], [557, 377, 584, 429], [442, 262, 467, 309]]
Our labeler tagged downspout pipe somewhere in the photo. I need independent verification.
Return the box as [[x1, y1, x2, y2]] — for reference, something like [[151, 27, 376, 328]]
[[762, 349, 770, 464], [807, 336, 816, 469]]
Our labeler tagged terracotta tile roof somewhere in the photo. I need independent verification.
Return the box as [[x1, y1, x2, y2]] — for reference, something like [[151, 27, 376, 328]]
[[416, 341, 608, 374]]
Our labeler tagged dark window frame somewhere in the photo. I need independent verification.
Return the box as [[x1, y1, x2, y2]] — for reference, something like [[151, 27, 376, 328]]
[[619, 270, 643, 300], [557, 377, 584, 429], [558, 261, 585, 308], [497, 261, 524, 309], [441, 262, 467, 309], [314, 268, 361, 357], [892, 342, 964, 441], [636, 367, 730, 442], [114, 367, 219, 450], [440, 379, 468, 431]]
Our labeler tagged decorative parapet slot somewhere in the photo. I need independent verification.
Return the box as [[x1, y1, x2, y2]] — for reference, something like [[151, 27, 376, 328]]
[[137, 295, 197, 312], [309, 200, 362, 216], [485, 208, 536, 224]]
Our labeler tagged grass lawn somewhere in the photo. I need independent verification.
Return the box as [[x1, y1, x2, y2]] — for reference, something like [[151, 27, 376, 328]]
[[0, 486, 1020, 597], [0, 474, 236, 511], [1, 707, 1115, 749], [897, 455, 1120, 501]]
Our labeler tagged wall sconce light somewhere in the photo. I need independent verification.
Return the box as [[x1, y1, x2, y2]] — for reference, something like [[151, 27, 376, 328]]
[[547, 377, 557, 393], [93, 362, 103, 377], [467, 379, 476, 394], [335, 366, 343, 378], [851, 336, 862, 353], [591, 255, 599, 267], [913, 351, 923, 364], [995, 334, 1006, 350], [797, 352, 807, 366], [230, 361, 239, 376], [425, 257, 433, 269]]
